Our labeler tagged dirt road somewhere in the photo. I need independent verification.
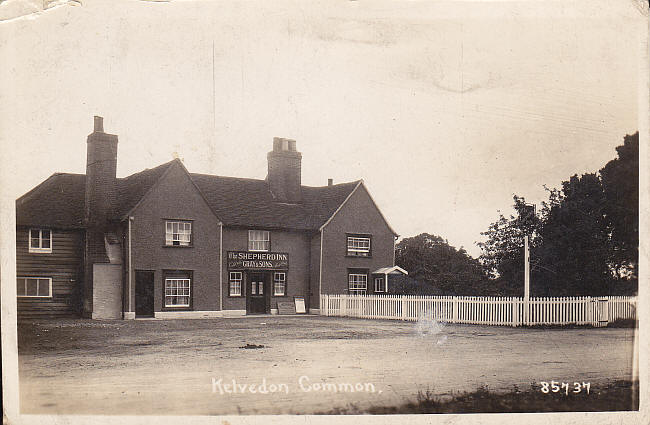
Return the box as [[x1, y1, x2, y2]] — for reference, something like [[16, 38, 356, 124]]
[[17, 316, 636, 414]]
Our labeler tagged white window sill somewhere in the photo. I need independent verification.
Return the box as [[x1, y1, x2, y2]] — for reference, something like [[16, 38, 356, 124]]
[[18, 295, 52, 298], [28, 248, 52, 254]]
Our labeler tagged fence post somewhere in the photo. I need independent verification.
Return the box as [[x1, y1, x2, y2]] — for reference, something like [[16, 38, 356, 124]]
[[401, 296, 407, 321], [341, 294, 347, 317], [511, 297, 518, 327], [452, 296, 459, 324]]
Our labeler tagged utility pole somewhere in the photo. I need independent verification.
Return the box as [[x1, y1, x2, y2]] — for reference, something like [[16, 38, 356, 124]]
[[522, 203, 535, 325], [524, 234, 530, 300], [524, 234, 530, 324]]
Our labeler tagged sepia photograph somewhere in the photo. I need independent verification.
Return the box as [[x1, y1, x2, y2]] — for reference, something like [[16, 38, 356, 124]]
[[1, 0, 648, 424]]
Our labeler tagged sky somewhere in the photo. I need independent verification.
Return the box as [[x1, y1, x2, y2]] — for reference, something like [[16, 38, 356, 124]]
[[0, 0, 645, 257]]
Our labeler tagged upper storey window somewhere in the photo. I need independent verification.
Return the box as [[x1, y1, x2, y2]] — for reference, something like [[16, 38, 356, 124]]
[[248, 230, 270, 252], [347, 234, 371, 257], [29, 229, 52, 253], [165, 221, 192, 246]]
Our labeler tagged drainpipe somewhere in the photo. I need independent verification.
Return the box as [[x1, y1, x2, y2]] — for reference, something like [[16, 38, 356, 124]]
[[128, 216, 134, 316], [393, 235, 397, 265], [219, 222, 223, 311], [319, 228, 324, 307]]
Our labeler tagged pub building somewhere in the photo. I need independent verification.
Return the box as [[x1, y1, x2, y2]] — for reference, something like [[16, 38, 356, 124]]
[[15, 116, 406, 319]]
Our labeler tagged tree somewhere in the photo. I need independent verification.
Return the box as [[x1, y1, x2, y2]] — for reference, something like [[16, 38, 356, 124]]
[[477, 196, 542, 295], [477, 133, 639, 296], [535, 173, 612, 296], [600, 132, 639, 280], [395, 233, 489, 295]]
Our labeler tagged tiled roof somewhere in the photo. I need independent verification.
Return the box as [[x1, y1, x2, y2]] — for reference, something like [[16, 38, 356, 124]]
[[16, 161, 176, 229], [190, 173, 359, 230], [16, 173, 87, 228], [16, 161, 359, 231]]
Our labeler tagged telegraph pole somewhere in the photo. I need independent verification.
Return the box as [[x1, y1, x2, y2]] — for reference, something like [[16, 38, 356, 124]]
[[522, 203, 535, 325], [524, 234, 530, 324]]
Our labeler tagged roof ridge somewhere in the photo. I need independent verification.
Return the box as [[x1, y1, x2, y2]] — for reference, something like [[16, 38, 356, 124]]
[[52, 172, 85, 176], [301, 180, 361, 189], [16, 172, 84, 205], [191, 172, 360, 189], [121, 159, 176, 180], [190, 173, 266, 183]]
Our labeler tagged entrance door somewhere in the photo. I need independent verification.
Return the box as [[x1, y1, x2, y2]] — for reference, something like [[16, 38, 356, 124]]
[[247, 273, 268, 314], [135, 270, 155, 317]]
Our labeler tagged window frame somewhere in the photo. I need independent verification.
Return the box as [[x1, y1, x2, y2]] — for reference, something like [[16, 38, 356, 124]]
[[374, 276, 387, 293], [348, 271, 368, 295], [229, 271, 243, 297], [248, 230, 271, 252], [28, 228, 52, 253], [162, 270, 193, 310], [273, 272, 287, 296], [16, 277, 53, 298], [164, 220, 193, 247], [346, 233, 371, 257]]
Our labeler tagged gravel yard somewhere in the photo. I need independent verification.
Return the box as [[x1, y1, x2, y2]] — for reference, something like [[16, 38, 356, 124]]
[[17, 315, 636, 414]]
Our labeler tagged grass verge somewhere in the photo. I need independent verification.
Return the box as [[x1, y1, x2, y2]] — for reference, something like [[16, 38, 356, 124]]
[[317, 380, 638, 414]]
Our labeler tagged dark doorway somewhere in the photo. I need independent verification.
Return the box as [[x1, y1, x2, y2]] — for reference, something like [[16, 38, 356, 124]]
[[135, 270, 155, 317], [247, 273, 269, 314]]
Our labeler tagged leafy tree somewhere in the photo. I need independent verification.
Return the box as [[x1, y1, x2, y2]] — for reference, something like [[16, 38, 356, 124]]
[[476, 196, 541, 295], [478, 133, 638, 297], [600, 132, 639, 279], [534, 173, 612, 296], [395, 233, 489, 295]]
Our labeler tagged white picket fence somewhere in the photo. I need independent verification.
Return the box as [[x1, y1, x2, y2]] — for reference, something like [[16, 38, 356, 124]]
[[320, 294, 637, 327]]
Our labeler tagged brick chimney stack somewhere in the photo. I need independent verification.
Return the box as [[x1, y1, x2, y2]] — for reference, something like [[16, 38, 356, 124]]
[[85, 116, 118, 229], [266, 137, 302, 203]]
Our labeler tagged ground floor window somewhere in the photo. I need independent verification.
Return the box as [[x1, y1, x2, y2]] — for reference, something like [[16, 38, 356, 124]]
[[16, 277, 52, 297], [374, 277, 387, 293], [273, 272, 286, 296], [348, 273, 368, 295], [164, 277, 191, 307], [229, 272, 242, 296]]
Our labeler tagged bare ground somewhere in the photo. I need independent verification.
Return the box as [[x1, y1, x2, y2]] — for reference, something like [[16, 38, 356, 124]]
[[16, 315, 636, 415]]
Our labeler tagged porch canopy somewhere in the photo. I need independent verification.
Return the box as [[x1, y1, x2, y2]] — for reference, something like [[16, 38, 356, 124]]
[[372, 266, 408, 293]]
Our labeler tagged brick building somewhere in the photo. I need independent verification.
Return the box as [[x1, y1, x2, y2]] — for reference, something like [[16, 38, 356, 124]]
[[15, 116, 404, 319]]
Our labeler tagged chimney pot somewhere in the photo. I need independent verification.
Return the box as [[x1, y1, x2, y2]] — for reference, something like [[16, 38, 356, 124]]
[[273, 137, 283, 151], [328, 178, 333, 186], [94, 116, 104, 133], [288, 140, 296, 152]]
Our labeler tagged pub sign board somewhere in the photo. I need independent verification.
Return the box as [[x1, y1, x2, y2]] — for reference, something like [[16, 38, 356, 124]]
[[227, 251, 289, 270]]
